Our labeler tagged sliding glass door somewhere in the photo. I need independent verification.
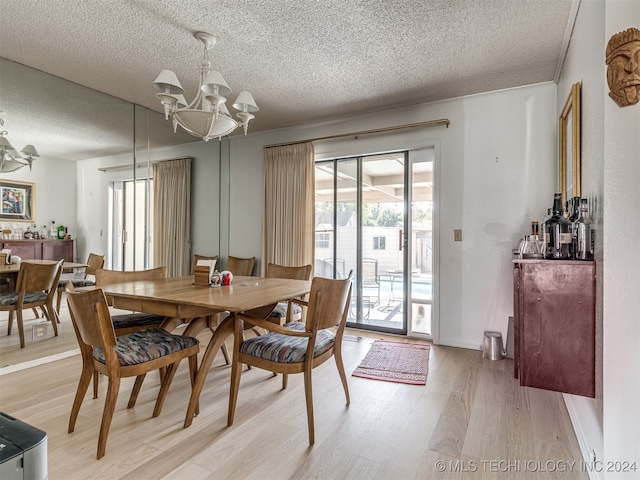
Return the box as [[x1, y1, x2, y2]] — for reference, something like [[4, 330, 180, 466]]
[[315, 150, 434, 336], [108, 177, 153, 270]]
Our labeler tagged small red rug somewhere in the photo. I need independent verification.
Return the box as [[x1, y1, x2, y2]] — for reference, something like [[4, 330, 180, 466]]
[[352, 340, 430, 385]]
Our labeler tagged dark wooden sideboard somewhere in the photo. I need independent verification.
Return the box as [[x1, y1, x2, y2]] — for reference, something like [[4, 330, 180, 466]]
[[0, 239, 74, 262], [512, 259, 595, 397]]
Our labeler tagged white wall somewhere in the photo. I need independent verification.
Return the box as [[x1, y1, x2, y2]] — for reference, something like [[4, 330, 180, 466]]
[[227, 82, 557, 349], [557, 0, 606, 474], [2, 158, 77, 256], [602, 0, 640, 476]]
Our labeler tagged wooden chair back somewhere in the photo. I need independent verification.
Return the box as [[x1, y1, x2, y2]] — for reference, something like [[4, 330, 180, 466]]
[[84, 253, 106, 277], [16, 260, 63, 293], [306, 275, 352, 332], [66, 286, 116, 351], [266, 263, 312, 281], [227, 256, 255, 276], [95, 266, 168, 286], [191, 254, 218, 275]]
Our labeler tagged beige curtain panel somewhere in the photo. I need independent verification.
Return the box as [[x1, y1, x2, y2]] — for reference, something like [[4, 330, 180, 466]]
[[262, 143, 315, 274], [153, 157, 192, 277]]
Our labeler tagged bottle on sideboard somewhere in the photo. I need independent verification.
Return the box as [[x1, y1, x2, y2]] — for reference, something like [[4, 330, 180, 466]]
[[41, 225, 48, 239], [50, 221, 56, 239], [57, 224, 65, 239], [32, 224, 39, 239], [573, 198, 594, 260], [543, 193, 572, 259], [568, 196, 581, 223]]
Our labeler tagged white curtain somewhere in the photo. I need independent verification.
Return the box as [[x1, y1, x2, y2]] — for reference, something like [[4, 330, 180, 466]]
[[153, 158, 191, 277], [262, 143, 315, 274]]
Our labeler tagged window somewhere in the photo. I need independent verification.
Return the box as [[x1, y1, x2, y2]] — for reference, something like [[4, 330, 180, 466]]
[[373, 236, 386, 250], [316, 232, 330, 249]]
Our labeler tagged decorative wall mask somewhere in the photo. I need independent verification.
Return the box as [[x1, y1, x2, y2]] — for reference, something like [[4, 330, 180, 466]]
[[605, 27, 640, 107]]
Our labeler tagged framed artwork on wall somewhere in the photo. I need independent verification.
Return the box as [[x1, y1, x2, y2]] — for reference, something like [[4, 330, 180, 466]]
[[0, 179, 35, 222], [559, 82, 581, 205]]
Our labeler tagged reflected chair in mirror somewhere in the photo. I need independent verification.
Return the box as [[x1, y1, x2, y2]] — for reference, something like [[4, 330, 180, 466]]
[[191, 254, 218, 275], [228, 273, 353, 445], [55, 253, 105, 314], [0, 260, 63, 348], [65, 285, 199, 459], [226, 255, 256, 276]]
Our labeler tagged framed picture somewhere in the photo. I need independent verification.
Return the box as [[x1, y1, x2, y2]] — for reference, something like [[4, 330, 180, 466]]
[[559, 82, 581, 205], [0, 179, 35, 222]]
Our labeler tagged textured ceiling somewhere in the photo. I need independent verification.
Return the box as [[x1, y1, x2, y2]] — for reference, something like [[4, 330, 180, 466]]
[[0, 0, 574, 161]]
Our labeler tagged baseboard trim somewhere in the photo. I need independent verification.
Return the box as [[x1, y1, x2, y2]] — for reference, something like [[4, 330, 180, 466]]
[[563, 394, 602, 480], [438, 338, 482, 351]]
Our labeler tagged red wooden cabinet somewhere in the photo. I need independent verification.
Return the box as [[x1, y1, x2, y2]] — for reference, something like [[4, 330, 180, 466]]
[[512, 259, 595, 397], [0, 239, 74, 262]]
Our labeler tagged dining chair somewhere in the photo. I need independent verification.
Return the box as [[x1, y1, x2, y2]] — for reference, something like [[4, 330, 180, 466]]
[[228, 274, 353, 445], [264, 263, 313, 324], [55, 252, 105, 313], [95, 267, 169, 335], [226, 255, 255, 276], [0, 260, 63, 348], [191, 254, 218, 275], [65, 285, 200, 459], [92, 267, 171, 396]]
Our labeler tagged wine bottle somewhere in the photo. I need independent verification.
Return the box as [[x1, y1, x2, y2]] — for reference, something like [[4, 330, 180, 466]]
[[543, 193, 572, 259]]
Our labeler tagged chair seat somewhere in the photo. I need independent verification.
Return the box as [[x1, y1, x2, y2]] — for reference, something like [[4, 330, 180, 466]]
[[268, 301, 302, 320], [111, 312, 166, 330], [0, 291, 48, 305], [240, 322, 335, 363], [92, 327, 199, 366], [58, 279, 96, 289]]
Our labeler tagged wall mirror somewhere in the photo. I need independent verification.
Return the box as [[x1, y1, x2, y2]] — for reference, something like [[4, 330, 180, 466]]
[[559, 81, 581, 205], [0, 58, 220, 369]]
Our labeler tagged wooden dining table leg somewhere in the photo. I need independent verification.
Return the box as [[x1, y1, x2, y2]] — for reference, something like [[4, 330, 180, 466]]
[[184, 313, 235, 428]]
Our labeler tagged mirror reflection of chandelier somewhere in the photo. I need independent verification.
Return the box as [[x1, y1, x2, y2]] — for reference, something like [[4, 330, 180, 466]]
[[0, 115, 39, 173], [153, 32, 259, 141]]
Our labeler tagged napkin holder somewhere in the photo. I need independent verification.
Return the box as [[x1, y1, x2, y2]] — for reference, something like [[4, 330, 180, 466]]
[[0, 249, 12, 265], [193, 259, 216, 286]]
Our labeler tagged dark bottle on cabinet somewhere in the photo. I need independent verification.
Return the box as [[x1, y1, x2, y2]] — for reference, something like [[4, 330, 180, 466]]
[[543, 193, 572, 259], [568, 197, 581, 222]]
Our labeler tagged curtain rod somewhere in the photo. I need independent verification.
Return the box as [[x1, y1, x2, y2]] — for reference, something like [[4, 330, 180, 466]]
[[264, 118, 450, 149], [98, 156, 194, 172]]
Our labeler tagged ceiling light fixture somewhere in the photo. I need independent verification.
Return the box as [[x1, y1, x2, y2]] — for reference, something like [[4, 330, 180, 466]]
[[0, 115, 40, 173], [153, 32, 259, 141]]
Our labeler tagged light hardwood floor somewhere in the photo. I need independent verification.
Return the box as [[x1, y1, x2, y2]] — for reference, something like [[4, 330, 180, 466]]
[[0, 304, 587, 479]]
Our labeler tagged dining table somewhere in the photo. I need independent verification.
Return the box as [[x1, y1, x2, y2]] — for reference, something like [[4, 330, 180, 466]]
[[90, 275, 311, 427], [0, 259, 88, 291]]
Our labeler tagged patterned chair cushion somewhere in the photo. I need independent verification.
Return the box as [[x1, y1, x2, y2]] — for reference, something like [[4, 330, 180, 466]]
[[240, 321, 335, 363], [269, 301, 303, 320], [111, 312, 166, 330], [0, 291, 48, 306], [92, 328, 199, 366], [57, 279, 95, 289]]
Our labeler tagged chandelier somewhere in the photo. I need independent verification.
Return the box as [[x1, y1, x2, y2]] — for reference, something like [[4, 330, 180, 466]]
[[153, 32, 259, 141], [0, 116, 39, 173]]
